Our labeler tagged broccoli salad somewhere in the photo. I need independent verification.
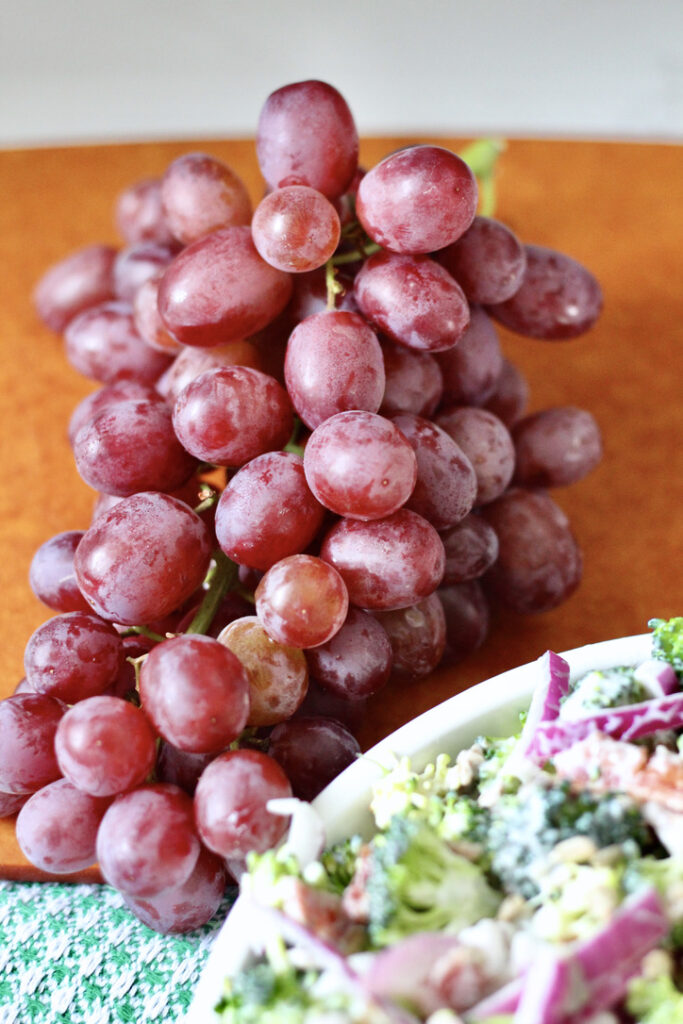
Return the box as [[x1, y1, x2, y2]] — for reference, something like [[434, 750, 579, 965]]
[[215, 617, 683, 1024]]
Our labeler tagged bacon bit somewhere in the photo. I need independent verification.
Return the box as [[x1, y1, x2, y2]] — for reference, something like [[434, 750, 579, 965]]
[[277, 877, 364, 953], [341, 843, 373, 923], [553, 732, 683, 813]]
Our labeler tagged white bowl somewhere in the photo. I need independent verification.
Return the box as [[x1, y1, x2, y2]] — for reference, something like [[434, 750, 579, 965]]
[[184, 632, 652, 1023]]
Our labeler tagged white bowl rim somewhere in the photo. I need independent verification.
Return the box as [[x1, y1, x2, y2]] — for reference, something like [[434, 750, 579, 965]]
[[184, 631, 653, 1023]]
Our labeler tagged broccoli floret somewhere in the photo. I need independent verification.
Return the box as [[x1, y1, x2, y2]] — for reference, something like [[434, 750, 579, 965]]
[[439, 793, 492, 850], [319, 834, 363, 895], [623, 857, 683, 934], [650, 617, 683, 678], [627, 973, 683, 1024], [216, 958, 314, 1024], [365, 815, 501, 948], [483, 782, 657, 898], [369, 753, 457, 830], [561, 666, 650, 718]]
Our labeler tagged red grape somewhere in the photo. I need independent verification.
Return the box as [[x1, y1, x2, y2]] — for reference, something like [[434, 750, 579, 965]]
[[24, 611, 123, 703], [74, 492, 212, 625], [156, 744, 217, 797], [0, 694, 65, 795], [160, 152, 252, 244], [305, 606, 392, 701], [55, 695, 157, 797], [480, 488, 583, 614], [217, 617, 309, 727], [484, 357, 530, 428], [115, 178, 175, 246], [284, 311, 385, 429], [113, 242, 176, 304], [356, 145, 477, 253], [374, 593, 447, 678], [215, 451, 325, 571], [73, 399, 197, 497], [123, 845, 227, 933], [173, 365, 293, 466], [435, 306, 503, 407], [487, 244, 603, 340], [435, 216, 526, 305], [439, 581, 490, 663], [68, 379, 163, 446], [0, 791, 29, 817], [255, 555, 349, 649], [252, 186, 340, 273], [436, 406, 515, 505], [132, 272, 183, 354], [392, 413, 478, 530], [34, 244, 116, 332], [158, 226, 293, 348], [354, 251, 470, 353], [139, 634, 250, 753], [256, 80, 358, 200], [16, 779, 111, 874], [155, 338, 264, 404], [97, 784, 200, 896], [303, 410, 417, 520], [29, 531, 91, 613], [64, 301, 172, 385], [194, 748, 292, 859], [320, 509, 446, 611], [441, 514, 500, 584], [268, 717, 360, 801], [512, 406, 603, 487], [379, 340, 443, 419]]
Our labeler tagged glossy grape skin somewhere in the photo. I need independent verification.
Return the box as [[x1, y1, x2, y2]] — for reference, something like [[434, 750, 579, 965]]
[[16, 779, 111, 874], [435, 307, 503, 407], [303, 410, 417, 521], [97, 784, 200, 897], [392, 413, 478, 530], [435, 216, 527, 305], [487, 244, 603, 340], [55, 696, 157, 797], [194, 749, 292, 859], [34, 244, 116, 333], [512, 406, 603, 488], [158, 226, 293, 348], [155, 338, 263, 405], [438, 581, 490, 664], [215, 452, 325, 571], [113, 242, 176, 304], [64, 301, 172, 385], [284, 311, 385, 429], [436, 406, 516, 506], [160, 152, 252, 245], [29, 531, 90, 613], [115, 178, 175, 246], [0, 694, 65, 795], [173, 365, 293, 466], [255, 555, 349, 649], [379, 340, 443, 419], [354, 252, 470, 353], [68, 379, 163, 446], [74, 399, 197, 497], [320, 509, 446, 611], [484, 358, 530, 428], [24, 611, 123, 704], [480, 488, 583, 614], [156, 744, 217, 797], [268, 717, 360, 801], [123, 845, 227, 933], [440, 514, 500, 584], [374, 593, 446, 679], [217, 617, 308, 727], [305, 607, 392, 701], [252, 186, 341, 273], [74, 492, 212, 625], [139, 635, 250, 753], [256, 80, 358, 200], [356, 145, 477, 254], [132, 272, 183, 354]]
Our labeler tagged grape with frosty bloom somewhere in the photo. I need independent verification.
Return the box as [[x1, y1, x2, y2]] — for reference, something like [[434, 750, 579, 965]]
[[3, 77, 604, 935]]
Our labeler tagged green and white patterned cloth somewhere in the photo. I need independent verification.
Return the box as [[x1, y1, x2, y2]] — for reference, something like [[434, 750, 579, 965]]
[[0, 881, 235, 1024]]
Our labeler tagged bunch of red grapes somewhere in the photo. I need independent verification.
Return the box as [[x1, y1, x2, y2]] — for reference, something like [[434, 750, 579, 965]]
[[2, 80, 603, 934]]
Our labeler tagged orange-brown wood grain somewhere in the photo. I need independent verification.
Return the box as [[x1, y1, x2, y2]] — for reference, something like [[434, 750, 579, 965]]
[[0, 137, 681, 881]]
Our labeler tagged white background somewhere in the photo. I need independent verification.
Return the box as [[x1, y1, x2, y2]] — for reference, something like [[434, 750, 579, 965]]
[[1, 0, 683, 146]]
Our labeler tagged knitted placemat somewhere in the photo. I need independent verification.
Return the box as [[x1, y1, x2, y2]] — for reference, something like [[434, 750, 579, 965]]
[[0, 881, 235, 1024]]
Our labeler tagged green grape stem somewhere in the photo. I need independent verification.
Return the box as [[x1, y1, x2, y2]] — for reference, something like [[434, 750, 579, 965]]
[[184, 550, 238, 635]]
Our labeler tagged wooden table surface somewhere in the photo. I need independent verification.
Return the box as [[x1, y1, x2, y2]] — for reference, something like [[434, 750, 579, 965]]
[[0, 136, 682, 883]]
